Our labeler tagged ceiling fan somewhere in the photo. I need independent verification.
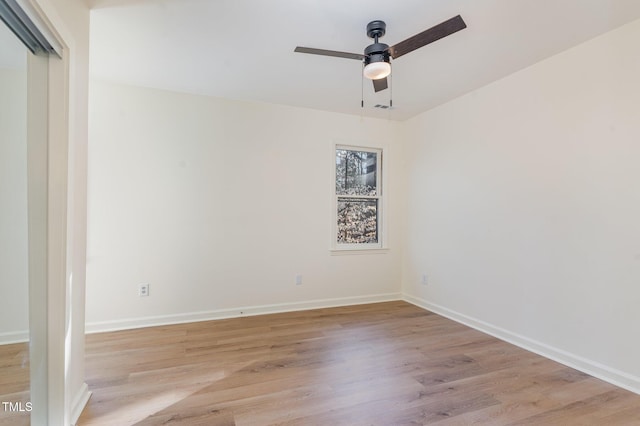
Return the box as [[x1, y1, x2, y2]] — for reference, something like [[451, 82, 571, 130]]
[[295, 15, 467, 93]]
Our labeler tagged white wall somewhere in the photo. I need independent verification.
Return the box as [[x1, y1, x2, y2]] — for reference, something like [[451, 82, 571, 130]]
[[86, 81, 403, 329], [0, 68, 28, 343], [403, 19, 640, 392]]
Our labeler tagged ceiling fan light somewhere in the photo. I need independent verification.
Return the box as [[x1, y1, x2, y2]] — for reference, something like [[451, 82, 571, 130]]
[[363, 61, 391, 80]]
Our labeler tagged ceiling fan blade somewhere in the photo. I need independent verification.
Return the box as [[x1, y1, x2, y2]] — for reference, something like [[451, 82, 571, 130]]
[[372, 77, 388, 92], [389, 15, 466, 59], [294, 47, 364, 60]]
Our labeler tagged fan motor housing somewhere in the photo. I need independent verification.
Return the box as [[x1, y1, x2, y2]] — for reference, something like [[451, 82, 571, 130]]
[[364, 42, 389, 56], [364, 43, 390, 65]]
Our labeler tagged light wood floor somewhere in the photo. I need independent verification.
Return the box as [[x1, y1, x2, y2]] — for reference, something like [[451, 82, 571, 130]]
[[78, 301, 640, 425], [2, 302, 640, 425], [0, 341, 29, 426]]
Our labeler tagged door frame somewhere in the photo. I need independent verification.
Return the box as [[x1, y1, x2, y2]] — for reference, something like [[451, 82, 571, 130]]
[[17, 0, 79, 423]]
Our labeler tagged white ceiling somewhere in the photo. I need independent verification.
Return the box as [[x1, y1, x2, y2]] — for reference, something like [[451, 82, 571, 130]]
[[90, 0, 640, 121]]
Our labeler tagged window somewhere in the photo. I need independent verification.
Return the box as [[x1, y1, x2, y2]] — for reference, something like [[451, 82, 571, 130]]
[[333, 145, 383, 250]]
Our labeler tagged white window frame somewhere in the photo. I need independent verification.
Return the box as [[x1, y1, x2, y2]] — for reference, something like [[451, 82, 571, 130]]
[[331, 143, 387, 253]]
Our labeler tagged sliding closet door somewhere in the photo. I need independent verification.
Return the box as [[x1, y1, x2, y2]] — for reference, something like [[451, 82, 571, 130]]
[[0, 18, 30, 426]]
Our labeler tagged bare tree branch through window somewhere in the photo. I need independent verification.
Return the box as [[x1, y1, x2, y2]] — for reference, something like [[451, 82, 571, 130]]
[[335, 148, 380, 245]]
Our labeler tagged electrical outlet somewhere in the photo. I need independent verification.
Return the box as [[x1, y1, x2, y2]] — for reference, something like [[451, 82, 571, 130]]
[[421, 274, 428, 285], [295, 274, 302, 285], [139, 284, 150, 297]]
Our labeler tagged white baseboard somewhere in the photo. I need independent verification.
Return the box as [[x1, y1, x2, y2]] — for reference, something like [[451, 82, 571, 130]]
[[86, 293, 402, 334], [70, 382, 91, 426], [403, 294, 640, 396], [0, 330, 29, 345]]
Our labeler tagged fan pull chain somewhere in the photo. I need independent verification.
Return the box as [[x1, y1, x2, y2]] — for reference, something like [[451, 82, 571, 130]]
[[361, 62, 364, 109], [390, 71, 393, 109]]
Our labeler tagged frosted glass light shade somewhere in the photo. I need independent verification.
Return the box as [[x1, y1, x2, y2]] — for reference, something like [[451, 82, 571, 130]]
[[363, 61, 391, 80]]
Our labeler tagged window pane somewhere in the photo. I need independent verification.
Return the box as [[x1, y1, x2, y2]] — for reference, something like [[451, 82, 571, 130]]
[[336, 149, 377, 196], [337, 198, 378, 244]]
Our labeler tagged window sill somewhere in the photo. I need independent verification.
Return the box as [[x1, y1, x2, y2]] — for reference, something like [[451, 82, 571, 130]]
[[330, 248, 389, 256]]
